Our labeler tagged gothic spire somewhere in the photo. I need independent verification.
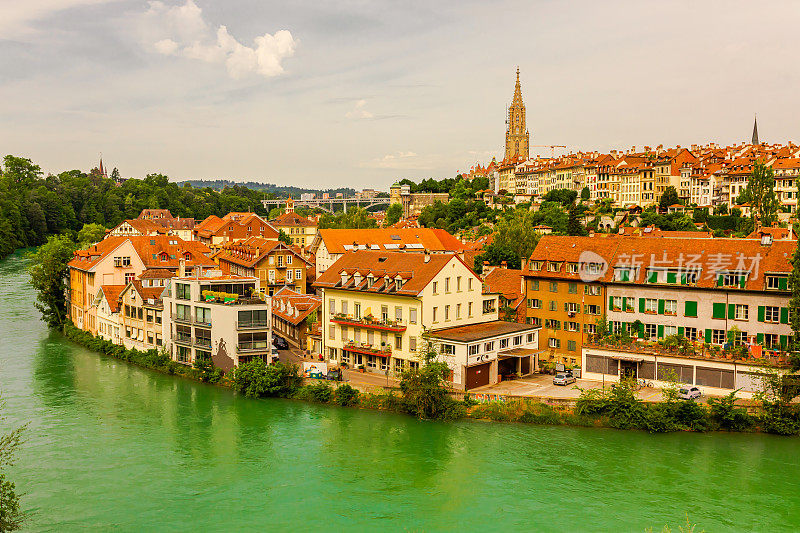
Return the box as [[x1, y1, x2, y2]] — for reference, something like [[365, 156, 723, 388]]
[[751, 114, 759, 145]]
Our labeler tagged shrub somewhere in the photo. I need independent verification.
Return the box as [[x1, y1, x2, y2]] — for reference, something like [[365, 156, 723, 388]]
[[231, 360, 301, 399], [294, 382, 333, 403], [760, 402, 800, 436], [519, 403, 563, 425], [333, 384, 360, 406], [674, 400, 709, 432], [707, 392, 753, 431]]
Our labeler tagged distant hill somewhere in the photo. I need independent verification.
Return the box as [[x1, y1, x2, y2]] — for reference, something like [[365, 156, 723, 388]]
[[177, 179, 356, 198]]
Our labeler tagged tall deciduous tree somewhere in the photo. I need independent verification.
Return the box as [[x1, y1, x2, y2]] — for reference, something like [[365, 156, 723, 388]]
[[789, 210, 800, 371], [28, 234, 77, 328], [658, 186, 680, 210], [743, 161, 780, 229], [385, 203, 403, 226]]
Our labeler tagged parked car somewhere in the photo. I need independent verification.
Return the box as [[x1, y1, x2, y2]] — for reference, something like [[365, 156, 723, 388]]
[[679, 386, 702, 400], [272, 336, 288, 350], [326, 369, 343, 382], [553, 373, 576, 386]]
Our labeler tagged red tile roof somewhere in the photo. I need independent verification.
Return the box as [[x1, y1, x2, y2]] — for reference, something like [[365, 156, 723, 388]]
[[483, 268, 524, 309], [68, 236, 214, 271], [270, 212, 316, 228], [271, 287, 320, 325], [99, 285, 126, 313], [315, 228, 465, 255]]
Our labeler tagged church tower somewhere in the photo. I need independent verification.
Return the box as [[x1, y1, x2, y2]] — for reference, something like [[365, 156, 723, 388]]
[[504, 67, 530, 161]]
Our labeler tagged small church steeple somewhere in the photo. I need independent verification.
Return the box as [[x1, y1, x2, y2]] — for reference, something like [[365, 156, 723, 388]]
[[751, 114, 759, 145]]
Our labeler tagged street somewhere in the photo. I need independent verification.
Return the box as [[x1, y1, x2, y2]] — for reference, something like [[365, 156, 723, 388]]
[[278, 347, 400, 390]]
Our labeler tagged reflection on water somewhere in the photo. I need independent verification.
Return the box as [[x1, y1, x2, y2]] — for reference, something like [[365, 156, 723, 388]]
[[2, 249, 800, 531]]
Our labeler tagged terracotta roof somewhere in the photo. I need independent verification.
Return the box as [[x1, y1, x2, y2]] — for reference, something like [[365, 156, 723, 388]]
[[428, 320, 538, 342], [314, 251, 469, 296], [524, 234, 796, 290], [99, 285, 126, 313], [315, 228, 465, 255], [215, 237, 310, 269], [138, 268, 174, 279], [746, 227, 795, 240], [271, 212, 316, 228], [271, 287, 320, 325], [483, 268, 524, 309], [126, 280, 166, 304], [68, 236, 214, 271], [109, 219, 168, 235], [195, 213, 278, 240]]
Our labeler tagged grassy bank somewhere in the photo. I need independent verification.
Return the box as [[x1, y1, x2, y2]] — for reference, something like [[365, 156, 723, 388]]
[[62, 322, 800, 436]]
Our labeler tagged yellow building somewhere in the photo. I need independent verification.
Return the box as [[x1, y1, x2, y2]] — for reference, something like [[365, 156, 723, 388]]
[[270, 211, 318, 247]]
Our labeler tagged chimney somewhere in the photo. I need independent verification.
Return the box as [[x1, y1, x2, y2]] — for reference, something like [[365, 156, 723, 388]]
[[482, 261, 495, 279], [178, 258, 186, 277], [500, 260, 507, 269], [424, 250, 431, 263]]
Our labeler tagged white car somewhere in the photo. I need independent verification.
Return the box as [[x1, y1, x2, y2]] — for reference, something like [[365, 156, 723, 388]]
[[553, 373, 576, 386], [678, 386, 702, 400]]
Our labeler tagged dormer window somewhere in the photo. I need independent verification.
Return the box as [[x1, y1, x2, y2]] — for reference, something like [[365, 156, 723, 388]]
[[547, 261, 562, 272], [395, 278, 404, 290], [340, 272, 348, 286], [566, 263, 578, 273], [766, 275, 789, 291], [367, 274, 374, 287]]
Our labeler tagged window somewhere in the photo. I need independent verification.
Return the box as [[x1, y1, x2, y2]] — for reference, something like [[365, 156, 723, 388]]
[[125, 272, 136, 284], [765, 306, 780, 323], [381, 305, 388, 322], [395, 335, 402, 350], [584, 285, 600, 296], [468, 278, 474, 291], [566, 302, 579, 314], [445, 278, 450, 293], [735, 304, 748, 320], [684, 300, 698, 317], [287, 255, 292, 265], [277, 256, 284, 267], [664, 325, 677, 337], [664, 300, 677, 315], [712, 329, 726, 345], [445, 305, 450, 321], [548, 300, 556, 312], [482, 299, 496, 314], [468, 302, 473, 317], [175, 304, 191, 322], [645, 298, 657, 314], [767, 276, 788, 290], [566, 263, 579, 274], [409, 308, 418, 324], [329, 299, 335, 314], [485, 341, 495, 352], [568, 282, 577, 294], [684, 327, 697, 341], [549, 282, 558, 292], [468, 344, 479, 356], [287, 270, 294, 282], [645, 324, 657, 339], [341, 301, 348, 315], [176, 346, 191, 363], [530, 280, 539, 291], [441, 344, 455, 355], [528, 298, 541, 309], [176, 283, 191, 300], [566, 321, 579, 332], [354, 303, 361, 319], [500, 338, 509, 349], [195, 307, 211, 325], [548, 338, 560, 348], [432, 281, 438, 294], [584, 304, 600, 315], [432, 307, 438, 322], [567, 340, 576, 352], [547, 262, 562, 272], [513, 335, 522, 346], [456, 303, 462, 319], [612, 296, 622, 311], [625, 297, 635, 312]]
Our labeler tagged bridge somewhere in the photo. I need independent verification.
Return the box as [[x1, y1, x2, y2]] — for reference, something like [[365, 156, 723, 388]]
[[261, 196, 391, 214]]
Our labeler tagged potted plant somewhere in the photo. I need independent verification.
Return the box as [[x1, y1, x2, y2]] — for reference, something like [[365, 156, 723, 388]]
[[358, 364, 365, 373]]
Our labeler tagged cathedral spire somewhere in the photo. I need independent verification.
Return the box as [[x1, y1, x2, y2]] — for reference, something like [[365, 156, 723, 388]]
[[751, 114, 759, 145], [505, 67, 529, 161]]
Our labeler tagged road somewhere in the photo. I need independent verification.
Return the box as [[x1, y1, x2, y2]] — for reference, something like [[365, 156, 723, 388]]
[[278, 347, 399, 389]]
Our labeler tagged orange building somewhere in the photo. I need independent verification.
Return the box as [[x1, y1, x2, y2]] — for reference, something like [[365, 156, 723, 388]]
[[214, 237, 311, 296], [194, 212, 279, 248]]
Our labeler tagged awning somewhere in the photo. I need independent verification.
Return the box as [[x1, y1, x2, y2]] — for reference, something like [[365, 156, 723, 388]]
[[612, 355, 644, 362], [498, 347, 540, 359]]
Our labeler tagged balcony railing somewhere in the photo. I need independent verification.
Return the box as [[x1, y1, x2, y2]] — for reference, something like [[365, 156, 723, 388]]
[[174, 316, 192, 325], [236, 320, 270, 330], [194, 338, 212, 349], [343, 341, 392, 357], [331, 315, 407, 332], [175, 333, 193, 344], [237, 341, 270, 353]]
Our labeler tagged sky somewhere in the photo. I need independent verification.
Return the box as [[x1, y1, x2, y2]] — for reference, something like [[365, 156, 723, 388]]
[[1, 0, 799, 190]]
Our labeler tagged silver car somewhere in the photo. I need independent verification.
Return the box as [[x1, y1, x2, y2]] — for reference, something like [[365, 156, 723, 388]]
[[553, 373, 576, 386], [679, 386, 702, 400]]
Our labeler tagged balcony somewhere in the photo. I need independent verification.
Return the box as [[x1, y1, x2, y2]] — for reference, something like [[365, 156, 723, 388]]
[[331, 314, 407, 332], [175, 333, 193, 345], [237, 341, 270, 353], [174, 315, 193, 325], [194, 338, 212, 349], [343, 341, 392, 358], [236, 320, 270, 330]]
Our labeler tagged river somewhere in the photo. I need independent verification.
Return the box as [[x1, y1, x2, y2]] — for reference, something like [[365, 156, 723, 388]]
[[1, 249, 798, 531]]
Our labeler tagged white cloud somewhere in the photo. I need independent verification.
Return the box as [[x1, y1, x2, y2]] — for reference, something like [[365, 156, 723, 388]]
[[360, 151, 430, 170], [345, 99, 374, 119], [142, 0, 295, 79]]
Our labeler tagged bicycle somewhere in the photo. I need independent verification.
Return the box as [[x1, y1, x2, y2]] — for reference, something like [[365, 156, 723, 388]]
[[638, 378, 653, 389]]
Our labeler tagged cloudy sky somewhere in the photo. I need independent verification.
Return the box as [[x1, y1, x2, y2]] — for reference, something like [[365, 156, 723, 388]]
[[1, 1, 798, 189]]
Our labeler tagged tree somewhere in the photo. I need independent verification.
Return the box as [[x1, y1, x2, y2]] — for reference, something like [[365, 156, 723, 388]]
[[385, 203, 403, 226], [542, 189, 577, 207], [567, 204, 587, 236], [580, 187, 590, 201], [110, 167, 120, 181], [789, 213, 800, 371], [278, 230, 292, 245], [76, 223, 106, 246], [0, 394, 26, 531], [28, 234, 77, 328], [399, 343, 464, 420], [475, 209, 541, 271], [743, 161, 780, 229], [318, 207, 377, 230], [659, 186, 680, 210]]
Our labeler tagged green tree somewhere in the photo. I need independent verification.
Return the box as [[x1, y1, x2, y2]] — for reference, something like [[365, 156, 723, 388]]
[[0, 394, 27, 531], [28, 234, 77, 328], [318, 207, 377, 229], [76, 223, 106, 246], [567, 204, 586, 236], [580, 187, 590, 201], [659, 186, 680, 210], [385, 203, 403, 226], [789, 214, 800, 370], [231, 360, 301, 398], [474, 209, 541, 271], [278, 230, 292, 245], [742, 161, 780, 228], [399, 343, 464, 420]]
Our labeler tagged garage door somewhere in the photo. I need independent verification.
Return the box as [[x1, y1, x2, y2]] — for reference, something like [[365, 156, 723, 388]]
[[466, 362, 491, 390]]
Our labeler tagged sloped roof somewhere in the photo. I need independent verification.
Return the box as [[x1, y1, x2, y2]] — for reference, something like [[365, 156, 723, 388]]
[[484, 268, 524, 309], [314, 251, 465, 296], [215, 237, 310, 269], [138, 268, 174, 279], [99, 285, 126, 313], [428, 320, 537, 342], [271, 211, 316, 228], [271, 287, 321, 325], [68, 235, 214, 271], [316, 228, 465, 255]]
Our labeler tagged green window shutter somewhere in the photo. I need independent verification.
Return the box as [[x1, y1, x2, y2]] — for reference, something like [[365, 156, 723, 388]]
[[757, 333, 764, 345], [638, 323, 645, 338], [609, 296, 614, 309], [658, 299, 665, 314], [728, 304, 735, 319], [622, 270, 630, 282], [685, 300, 697, 317], [758, 306, 765, 322], [780, 335, 788, 349], [704, 329, 712, 343], [739, 276, 746, 289], [657, 325, 664, 338], [781, 307, 789, 324], [621, 299, 626, 312], [712, 303, 726, 319], [716, 275, 723, 287], [680, 273, 687, 285], [678, 326, 684, 336], [564, 302, 568, 312], [639, 298, 645, 313], [647, 270, 658, 283], [666, 272, 677, 284], [778, 277, 788, 291]]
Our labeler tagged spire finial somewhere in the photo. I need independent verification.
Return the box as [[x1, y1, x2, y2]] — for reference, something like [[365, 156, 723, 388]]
[[752, 114, 759, 145]]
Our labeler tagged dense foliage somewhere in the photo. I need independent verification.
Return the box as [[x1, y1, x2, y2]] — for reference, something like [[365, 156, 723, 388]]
[[0, 394, 26, 531], [28, 235, 78, 328], [317, 207, 378, 229], [231, 359, 302, 398]]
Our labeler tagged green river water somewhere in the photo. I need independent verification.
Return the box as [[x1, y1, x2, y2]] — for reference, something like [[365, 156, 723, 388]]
[[1, 249, 799, 531]]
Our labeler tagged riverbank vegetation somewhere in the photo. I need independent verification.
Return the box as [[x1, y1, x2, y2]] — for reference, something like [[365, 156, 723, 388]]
[[0, 395, 26, 531]]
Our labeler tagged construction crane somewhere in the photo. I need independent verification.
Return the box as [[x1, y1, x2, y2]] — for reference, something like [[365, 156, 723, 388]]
[[530, 145, 567, 158]]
